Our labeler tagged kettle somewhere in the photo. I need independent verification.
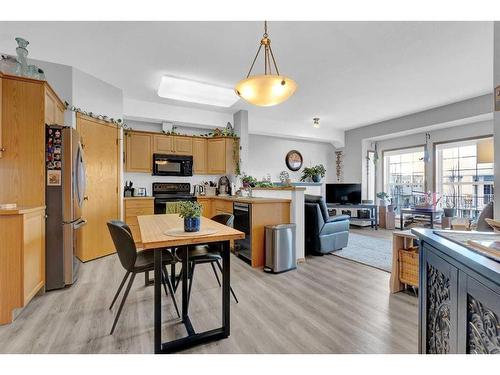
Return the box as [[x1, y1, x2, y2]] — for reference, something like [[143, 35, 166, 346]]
[[194, 184, 205, 196]]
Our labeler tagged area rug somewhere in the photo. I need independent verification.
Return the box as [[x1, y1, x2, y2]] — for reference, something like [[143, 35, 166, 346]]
[[332, 231, 392, 272]]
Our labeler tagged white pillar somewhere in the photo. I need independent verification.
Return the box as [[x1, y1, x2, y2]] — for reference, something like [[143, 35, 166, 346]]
[[494, 22, 500, 218]]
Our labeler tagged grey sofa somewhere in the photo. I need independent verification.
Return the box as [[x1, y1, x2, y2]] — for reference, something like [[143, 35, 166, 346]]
[[304, 195, 350, 255]]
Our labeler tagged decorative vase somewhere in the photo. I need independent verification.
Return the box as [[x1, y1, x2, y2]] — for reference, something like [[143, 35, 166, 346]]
[[184, 216, 200, 232], [387, 204, 394, 213], [312, 175, 321, 183]]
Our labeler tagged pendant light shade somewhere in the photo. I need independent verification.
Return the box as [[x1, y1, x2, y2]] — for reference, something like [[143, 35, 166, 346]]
[[235, 21, 296, 106], [235, 74, 297, 107]]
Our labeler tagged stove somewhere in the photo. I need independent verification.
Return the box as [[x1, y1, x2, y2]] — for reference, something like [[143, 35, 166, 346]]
[[152, 182, 196, 214]]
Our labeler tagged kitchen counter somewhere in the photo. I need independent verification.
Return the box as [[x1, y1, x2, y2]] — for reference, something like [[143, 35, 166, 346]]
[[196, 195, 291, 204], [124, 196, 154, 200], [251, 186, 306, 191], [0, 205, 46, 215]]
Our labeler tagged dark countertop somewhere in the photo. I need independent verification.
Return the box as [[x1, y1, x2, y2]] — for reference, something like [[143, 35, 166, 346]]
[[412, 228, 500, 284], [196, 196, 291, 204]]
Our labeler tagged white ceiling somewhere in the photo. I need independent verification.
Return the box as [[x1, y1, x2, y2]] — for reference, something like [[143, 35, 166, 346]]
[[0, 21, 493, 144]]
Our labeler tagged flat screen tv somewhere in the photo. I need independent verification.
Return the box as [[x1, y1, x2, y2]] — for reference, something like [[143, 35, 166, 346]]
[[325, 183, 362, 205]]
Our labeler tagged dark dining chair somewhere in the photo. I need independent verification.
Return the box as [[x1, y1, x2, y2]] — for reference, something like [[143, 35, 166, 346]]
[[107, 220, 180, 335], [174, 214, 239, 306]]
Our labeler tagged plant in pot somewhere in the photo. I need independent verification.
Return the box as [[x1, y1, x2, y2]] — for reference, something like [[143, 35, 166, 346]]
[[178, 201, 203, 232], [241, 173, 257, 188], [443, 194, 457, 218], [300, 164, 326, 183], [376, 192, 390, 207]]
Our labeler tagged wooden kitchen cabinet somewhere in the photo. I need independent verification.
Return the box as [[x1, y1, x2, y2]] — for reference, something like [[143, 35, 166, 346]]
[[213, 199, 233, 216], [124, 197, 155, 247], [207, 137, 238, 175], [0, 73, 64, 206], [173, 136, 193, 155], [192, 137, 207, 174], [0, 206, 45, 325], [126, 131, 152, 173], [153, 134, 174, 154], [44, 86, 65, 125], [197, 197, 212, 218]]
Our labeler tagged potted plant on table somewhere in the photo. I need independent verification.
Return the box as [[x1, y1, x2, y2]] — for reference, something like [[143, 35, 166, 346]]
[[443, 194, 457, 218], [376, 192, 390, 207], [300, 164, 326, 182], [178, 201, 202, 232]]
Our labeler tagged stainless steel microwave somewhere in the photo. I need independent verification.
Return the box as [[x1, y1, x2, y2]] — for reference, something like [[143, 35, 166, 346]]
[[152, 154, 193, 176]]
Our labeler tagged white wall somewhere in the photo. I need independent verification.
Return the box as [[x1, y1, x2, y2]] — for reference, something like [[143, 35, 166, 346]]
[[246, 134, 336, 184]]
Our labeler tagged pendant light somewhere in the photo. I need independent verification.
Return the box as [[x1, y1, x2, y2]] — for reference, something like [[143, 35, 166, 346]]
[[235, 21, 297, 106]]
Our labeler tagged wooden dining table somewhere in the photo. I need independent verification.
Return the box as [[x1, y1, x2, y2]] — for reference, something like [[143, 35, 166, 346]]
[[137, 214, 245, 354]]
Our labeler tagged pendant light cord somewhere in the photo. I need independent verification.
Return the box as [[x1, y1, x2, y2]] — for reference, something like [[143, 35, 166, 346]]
[[245, 20, 281, 78]]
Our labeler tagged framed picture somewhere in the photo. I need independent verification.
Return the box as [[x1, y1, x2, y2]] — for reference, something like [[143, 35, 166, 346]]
[[285, 150, 303, 171], [47, 170, 61, 186], [496, 85, 500, 111], [135, 187, 147, 197]]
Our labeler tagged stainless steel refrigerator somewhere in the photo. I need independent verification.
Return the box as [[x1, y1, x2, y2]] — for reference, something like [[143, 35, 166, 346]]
[[45, 125, 87, 291]]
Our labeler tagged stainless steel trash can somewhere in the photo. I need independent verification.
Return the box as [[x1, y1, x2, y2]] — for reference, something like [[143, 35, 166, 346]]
[[264, 223, 296, 273]]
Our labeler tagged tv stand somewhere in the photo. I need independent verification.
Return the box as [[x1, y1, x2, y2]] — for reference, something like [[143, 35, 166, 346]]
[[327, 203, 378, 230]]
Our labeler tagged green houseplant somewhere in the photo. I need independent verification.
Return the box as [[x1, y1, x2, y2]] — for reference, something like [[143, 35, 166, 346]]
[[300, 164, 326, 182], [178, 201, 202, 232], [241, 173, 257, 188], [376, 192, 390, 207]]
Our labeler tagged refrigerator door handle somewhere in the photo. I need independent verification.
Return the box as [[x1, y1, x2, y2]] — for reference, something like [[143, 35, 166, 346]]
[[73, 218, 87, 229], [75, 142, 87, 208]]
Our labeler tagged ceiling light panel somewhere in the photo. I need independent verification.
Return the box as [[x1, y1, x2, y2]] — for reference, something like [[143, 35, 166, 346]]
[[158, 76, 239, 107]]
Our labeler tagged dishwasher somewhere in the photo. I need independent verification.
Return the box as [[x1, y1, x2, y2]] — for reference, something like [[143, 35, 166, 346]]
[[233, 202, 252, 265]]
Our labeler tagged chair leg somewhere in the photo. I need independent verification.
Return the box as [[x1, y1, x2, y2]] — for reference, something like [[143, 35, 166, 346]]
[[160, 268, 169, 297], [187, 262, 196, 306], [210, 261, 222, 287], [174, 267, 182, 292], [110, 272, 136, 335], [109, 271, 130, 310], [215, 259, 238, 303], [163, 265, 180, 318]]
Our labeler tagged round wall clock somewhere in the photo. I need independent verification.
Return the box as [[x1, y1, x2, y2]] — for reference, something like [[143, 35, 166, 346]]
[[285, 150, 303, 171]]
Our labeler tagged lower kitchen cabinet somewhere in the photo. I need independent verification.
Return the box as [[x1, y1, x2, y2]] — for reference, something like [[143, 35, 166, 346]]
[[418, 236, 500, 354], [213, 199, 233, 216], [197, 197, 212, 218], [0, 206, 45, 325], [124, 197, 155, 247]]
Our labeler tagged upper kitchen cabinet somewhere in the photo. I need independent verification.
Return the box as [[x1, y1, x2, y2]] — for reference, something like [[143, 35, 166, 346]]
[[192, 137, 207, 174], [173, 136, 193, 155], [125, 131, 152, 173], [44, 85, 65, 126], [0, 73, 64, 205], [207, 137, 238, 175], [153, 134, 173, 154]]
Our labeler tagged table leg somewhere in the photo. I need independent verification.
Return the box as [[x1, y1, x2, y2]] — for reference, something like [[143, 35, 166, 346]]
[[154, 249, 162, 354], [430, 213, 434, 229], [221, 240, 230, 337], [182, 246, 189, 318], [374, 206, 378, 230], [400, 213, 404, 230], [170, 261, 176, 291]]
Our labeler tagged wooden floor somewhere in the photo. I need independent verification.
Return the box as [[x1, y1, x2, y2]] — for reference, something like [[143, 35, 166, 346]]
[[0, 249, 418, 353]]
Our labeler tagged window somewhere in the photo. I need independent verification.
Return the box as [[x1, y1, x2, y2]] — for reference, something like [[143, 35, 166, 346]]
[[436, 138, 494, 219], [383, 147, 425, 211]]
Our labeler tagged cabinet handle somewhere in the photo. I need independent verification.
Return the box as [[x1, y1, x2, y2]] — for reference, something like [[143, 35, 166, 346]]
[[0, 147, 5, 152], [84, 196, 89, 201]]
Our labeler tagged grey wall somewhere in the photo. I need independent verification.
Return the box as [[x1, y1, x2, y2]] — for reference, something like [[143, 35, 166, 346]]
[[72, 68, 123, 121], [246, 134, 336, 183], [374, 120, 493, 195], [343, 94, 493, 186]]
